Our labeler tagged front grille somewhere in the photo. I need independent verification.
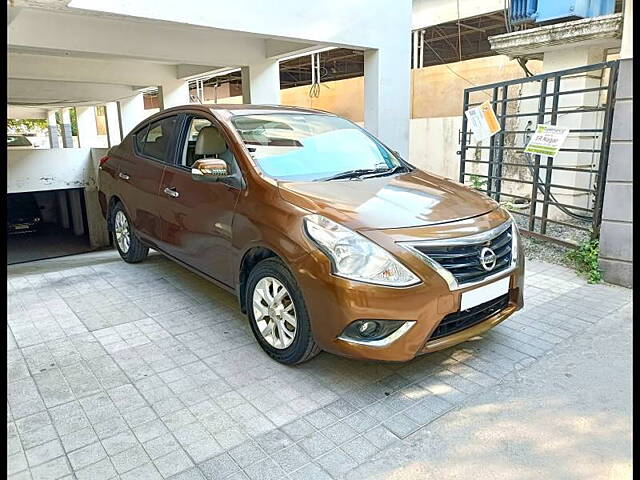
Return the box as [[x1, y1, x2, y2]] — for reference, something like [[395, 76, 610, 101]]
[[412, 223, 513, 286], [429, 294, 510, 340]]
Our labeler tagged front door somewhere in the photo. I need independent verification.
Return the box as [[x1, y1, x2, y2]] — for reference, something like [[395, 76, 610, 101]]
[[117, 114, 179, 247], [159, 114, 241, 287]]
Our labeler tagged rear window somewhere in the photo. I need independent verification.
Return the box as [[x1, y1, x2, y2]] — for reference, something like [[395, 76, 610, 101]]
[[140, 116, 179, 162]]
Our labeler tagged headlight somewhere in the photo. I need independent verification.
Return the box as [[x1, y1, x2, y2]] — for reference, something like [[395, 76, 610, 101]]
[[303, 214, 421, 287]]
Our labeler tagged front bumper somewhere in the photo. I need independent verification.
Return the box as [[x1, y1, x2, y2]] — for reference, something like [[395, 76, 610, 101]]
[[291, 212, 525, 362]]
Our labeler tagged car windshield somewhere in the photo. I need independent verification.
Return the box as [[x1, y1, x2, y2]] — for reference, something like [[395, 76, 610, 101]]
[[7, 135, 32, 147], [229, 113, 402, 182]]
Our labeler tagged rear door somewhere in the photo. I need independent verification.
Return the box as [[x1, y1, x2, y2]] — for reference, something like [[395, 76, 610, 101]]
[[116, 114, 179, 247], [159, 112, 242, 286]]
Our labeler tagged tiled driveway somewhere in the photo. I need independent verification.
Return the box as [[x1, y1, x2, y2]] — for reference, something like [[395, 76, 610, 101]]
[[7, 250, 632, 480]]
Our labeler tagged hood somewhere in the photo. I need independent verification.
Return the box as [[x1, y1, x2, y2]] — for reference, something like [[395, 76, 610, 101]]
[[278, 169, 498, 231]]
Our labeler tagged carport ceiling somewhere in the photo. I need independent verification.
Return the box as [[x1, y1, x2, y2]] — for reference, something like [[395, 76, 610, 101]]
[[7, 1, 323, 107]]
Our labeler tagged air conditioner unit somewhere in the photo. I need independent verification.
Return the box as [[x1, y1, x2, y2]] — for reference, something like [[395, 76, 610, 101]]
[[510, 0, 615, 25]]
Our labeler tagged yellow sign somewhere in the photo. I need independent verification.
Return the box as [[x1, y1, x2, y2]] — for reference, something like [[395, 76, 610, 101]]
[[465, 100, 501, 141]]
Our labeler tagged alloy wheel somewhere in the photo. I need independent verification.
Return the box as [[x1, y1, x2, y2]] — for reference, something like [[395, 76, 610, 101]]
[[252, 276, 297, 349], [114, 210, 130, 254]]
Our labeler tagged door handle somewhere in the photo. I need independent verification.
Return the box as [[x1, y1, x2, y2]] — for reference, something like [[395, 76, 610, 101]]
[[118, 172, 130, 180], [163, 187, 179, 198]]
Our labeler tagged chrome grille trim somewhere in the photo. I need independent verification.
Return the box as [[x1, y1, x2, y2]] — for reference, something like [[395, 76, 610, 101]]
[[400, 220, 518, 291]]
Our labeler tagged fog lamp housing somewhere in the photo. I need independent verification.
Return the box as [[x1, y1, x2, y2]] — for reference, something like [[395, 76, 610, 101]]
[[338, 319, 415, 347]]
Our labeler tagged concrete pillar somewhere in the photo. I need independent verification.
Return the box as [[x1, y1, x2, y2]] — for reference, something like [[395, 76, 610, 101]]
[[104, 102, 122, 147], [68, 189, 85, 237], [46, 110, 60, 149], [599, 4, 633, 287], [158, 79, 190, 109], [241, 59, 280, 104], [60, 107, 74, 148], [117, 93, 146, 138], [57, 190, 70, 230], [76, 106, 99, 148], [364, 48, 411, 159]]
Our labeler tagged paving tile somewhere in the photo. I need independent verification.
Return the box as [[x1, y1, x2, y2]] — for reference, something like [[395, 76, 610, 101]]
[[154, 448, 194, 478], [271, 443, 311, 473], [280, 418, 316, 441], [60, 426, 99, 453], [242, 457, 287, 480], [133, 419, 170, 443], [341, 435, 379, 463], [68, 441, 107, 471], [75, 457, 117, 480], [111, 444, 151, 474], [198, 453, 239, 480], [183, 436, 223, 464], [315, 448, 359, 477], [121, 462, 163, 480], [28, 455, 71, 480], [15, 412, 58, 450], [363, 425, 400, 449], [25, 439, 64, 468], [287, 462, 333, 480], [304, 408, 339, 429], [254, 428, 293, 454], [144, 433, 181, 460], [227, 440, 266, 468], [8, 451, 28, 476], [167, 467, 206, 480], [298, 431, 335, 459]]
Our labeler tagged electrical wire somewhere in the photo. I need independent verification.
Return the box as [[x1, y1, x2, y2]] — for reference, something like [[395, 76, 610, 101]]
[[423, 42, 493, 99]]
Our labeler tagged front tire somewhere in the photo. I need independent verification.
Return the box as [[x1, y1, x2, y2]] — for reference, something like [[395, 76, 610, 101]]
[[246, 257, 320, 364], [112, 202, 148, 263]]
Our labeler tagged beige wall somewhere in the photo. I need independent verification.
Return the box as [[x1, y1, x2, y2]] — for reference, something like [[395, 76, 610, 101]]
[[411, 55, 543, 118], [210, 56, 542, 123], [280, 76, 365, 122]]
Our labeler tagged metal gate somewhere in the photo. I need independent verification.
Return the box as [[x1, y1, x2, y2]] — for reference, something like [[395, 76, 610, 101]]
[[458, 61, 619, 247]]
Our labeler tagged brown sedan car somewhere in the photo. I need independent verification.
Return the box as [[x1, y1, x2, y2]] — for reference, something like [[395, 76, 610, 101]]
[[98, 104, 524, 364]]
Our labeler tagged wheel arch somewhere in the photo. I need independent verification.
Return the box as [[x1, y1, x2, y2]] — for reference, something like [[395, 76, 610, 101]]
[[238, 246, 282, 314], [106, 195, 125, 232]]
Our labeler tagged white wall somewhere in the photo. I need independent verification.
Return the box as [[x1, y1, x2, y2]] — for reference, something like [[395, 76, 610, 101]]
[[8, 147, 110, 248], [409, 116, 462, 180], [412, 0, 504, 30], [8, 148, 96, 193]]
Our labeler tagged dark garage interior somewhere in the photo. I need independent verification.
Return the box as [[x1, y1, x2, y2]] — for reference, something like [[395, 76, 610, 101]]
[[7, 188, 93, 265]]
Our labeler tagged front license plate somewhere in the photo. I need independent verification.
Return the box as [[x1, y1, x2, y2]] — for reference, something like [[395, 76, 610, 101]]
[[14, 224, 29, 230], [460, 276, 510, 311]]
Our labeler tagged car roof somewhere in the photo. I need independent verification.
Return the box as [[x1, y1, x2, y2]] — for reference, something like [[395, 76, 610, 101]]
[[158, 103, 335, 117]]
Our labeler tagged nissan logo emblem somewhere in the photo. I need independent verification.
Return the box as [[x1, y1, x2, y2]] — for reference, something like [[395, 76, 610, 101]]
[[480, 247, 497, 271]]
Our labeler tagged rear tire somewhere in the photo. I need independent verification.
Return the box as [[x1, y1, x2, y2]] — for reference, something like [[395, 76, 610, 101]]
[[246, 257, 320, 365], [112, 202, 148, 264]]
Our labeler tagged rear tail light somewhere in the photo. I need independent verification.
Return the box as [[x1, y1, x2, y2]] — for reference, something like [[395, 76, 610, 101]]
[[99, 156, 110, 168]]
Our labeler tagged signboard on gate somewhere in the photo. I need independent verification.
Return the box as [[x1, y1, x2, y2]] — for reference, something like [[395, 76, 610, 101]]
[[524, 124, 570, 158], [464, 100, 501, 141]]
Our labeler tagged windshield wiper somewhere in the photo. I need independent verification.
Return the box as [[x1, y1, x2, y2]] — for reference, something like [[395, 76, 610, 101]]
[[317, 165, 410, 182], [315, 168, 385, 182], [360, 164, 409, 179]]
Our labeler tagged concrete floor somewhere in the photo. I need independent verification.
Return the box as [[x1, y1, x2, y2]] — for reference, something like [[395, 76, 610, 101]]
[[7, 223, 92, 265], [7, 249, 632, 480]]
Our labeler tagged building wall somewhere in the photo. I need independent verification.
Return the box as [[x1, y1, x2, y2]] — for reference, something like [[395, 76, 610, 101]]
[[412, 0, 505, 30], [598, 58, 633, 287]]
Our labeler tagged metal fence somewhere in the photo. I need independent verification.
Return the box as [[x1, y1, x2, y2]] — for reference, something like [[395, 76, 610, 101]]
[[458, 61, 619, 247]]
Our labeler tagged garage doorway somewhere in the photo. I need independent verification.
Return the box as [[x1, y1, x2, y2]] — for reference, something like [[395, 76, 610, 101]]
[[7, 188, 92, 265]]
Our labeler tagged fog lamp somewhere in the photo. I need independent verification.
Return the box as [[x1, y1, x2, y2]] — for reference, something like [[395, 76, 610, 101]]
[[339, 319, 415, 346]]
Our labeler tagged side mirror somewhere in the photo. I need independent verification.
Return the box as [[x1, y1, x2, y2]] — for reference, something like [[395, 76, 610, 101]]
[[191, 158, 229, 182]]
